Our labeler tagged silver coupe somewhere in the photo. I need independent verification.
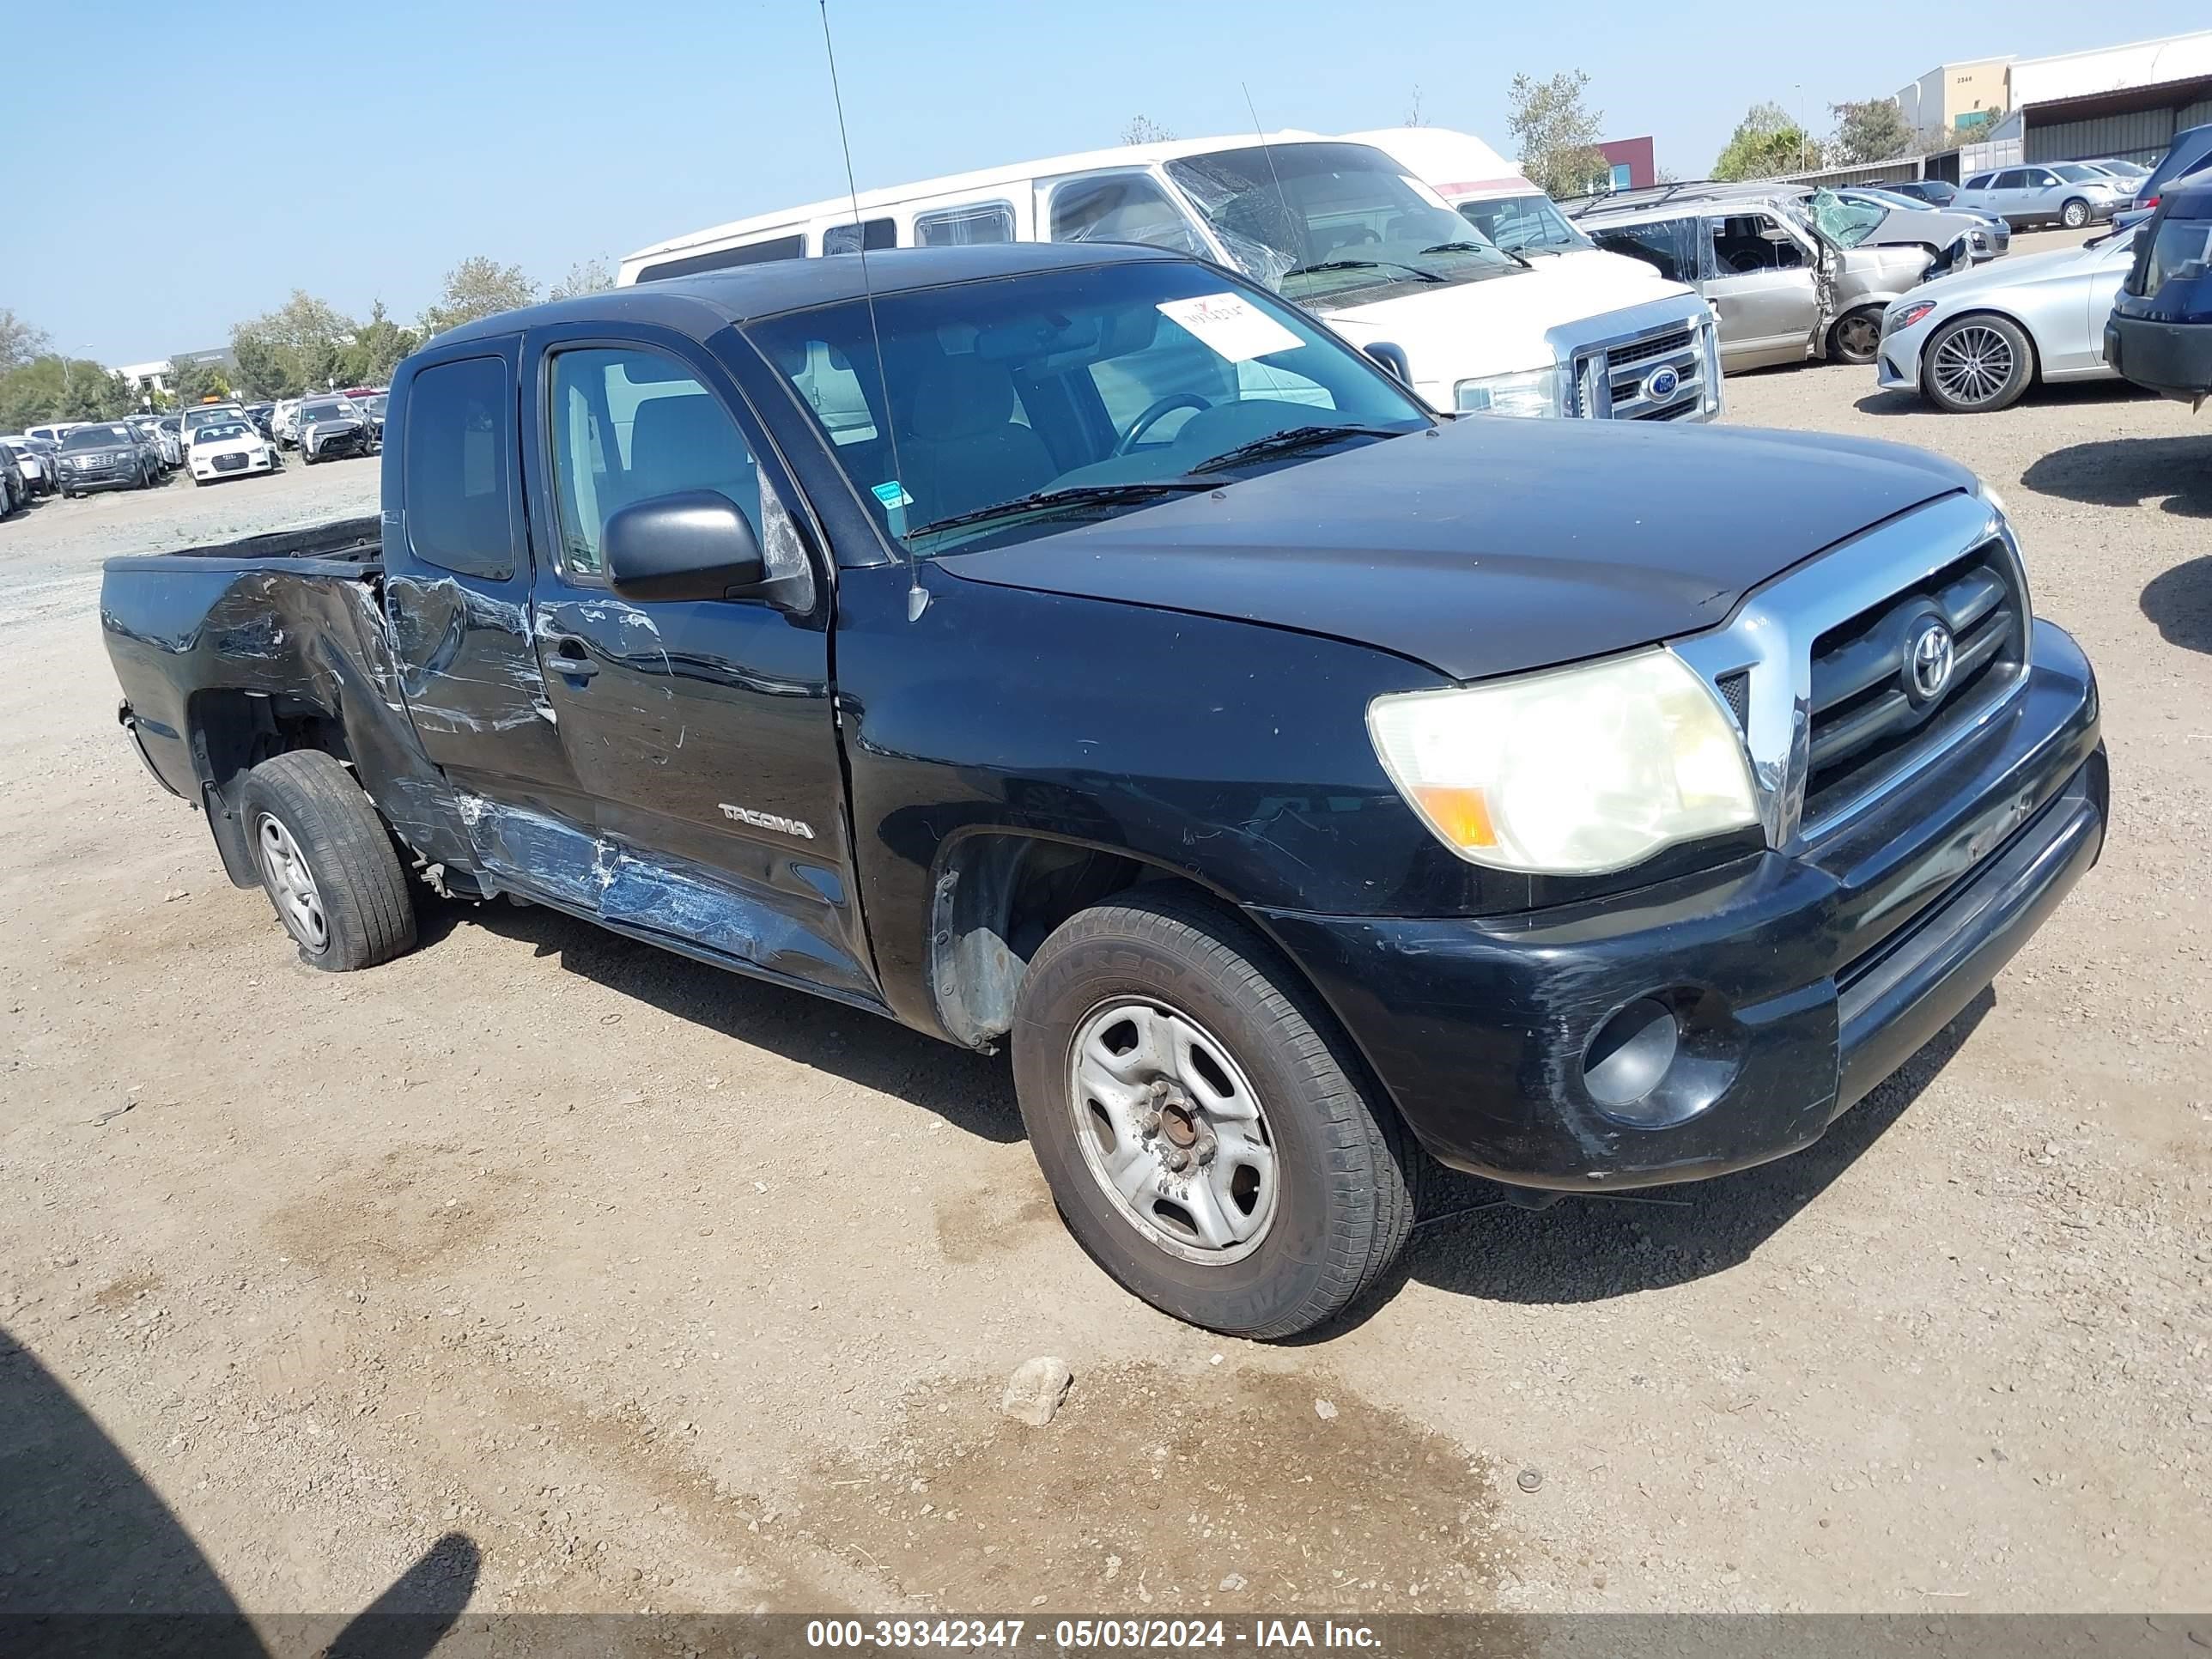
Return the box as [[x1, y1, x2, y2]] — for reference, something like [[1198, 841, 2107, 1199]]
[[1874, 224, 2142, 413]]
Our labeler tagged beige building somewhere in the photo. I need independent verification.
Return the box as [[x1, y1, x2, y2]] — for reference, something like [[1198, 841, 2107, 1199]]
[[1895, 56, 2014, 146]]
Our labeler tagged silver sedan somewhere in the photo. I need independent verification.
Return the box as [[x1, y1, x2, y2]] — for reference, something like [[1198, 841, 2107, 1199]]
[[1874, 224, 2141, 413]]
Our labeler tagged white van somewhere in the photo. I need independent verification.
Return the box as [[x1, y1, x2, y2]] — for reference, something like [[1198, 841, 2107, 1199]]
[[621, 132, 1720, 422]]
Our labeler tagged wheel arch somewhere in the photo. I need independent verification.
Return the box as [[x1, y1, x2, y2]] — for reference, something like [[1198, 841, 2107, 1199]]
[[185, 685, 354, 886], [926, 828, 1292, 1049]]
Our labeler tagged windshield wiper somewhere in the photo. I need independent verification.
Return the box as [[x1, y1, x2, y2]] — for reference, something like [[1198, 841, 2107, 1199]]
[[1422, 239, 1532, 270], [904, 480, 1218, 543], [1283, 258, 1446, 284], [1188, 422, 1413, 476]]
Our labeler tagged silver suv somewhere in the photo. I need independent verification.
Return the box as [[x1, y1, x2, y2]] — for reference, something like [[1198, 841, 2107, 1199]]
[[1955, 164, 2130, 229]]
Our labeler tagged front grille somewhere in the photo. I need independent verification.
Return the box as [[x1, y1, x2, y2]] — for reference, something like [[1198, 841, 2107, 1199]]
[[1573, 318, 1710, 421], [213, 453, 247, 472], [1801, 544, 2027, 824]]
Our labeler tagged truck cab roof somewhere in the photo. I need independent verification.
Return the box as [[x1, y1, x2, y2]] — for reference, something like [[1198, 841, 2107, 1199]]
[[436, 241, 1182, 348]]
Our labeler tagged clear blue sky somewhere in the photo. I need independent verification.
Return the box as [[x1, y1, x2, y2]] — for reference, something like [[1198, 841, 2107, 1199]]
[[5, 0, 2204, 366]]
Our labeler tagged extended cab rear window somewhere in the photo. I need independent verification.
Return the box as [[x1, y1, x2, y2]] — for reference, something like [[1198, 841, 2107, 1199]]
[[403, 356, 515, 580]]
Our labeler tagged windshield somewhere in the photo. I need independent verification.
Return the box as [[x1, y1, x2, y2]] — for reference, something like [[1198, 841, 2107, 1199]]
[[1455, 192, 1591, 254], [194, 422, 252, 443], [1808, 189, 1886, 248], [302, 400, 354, 421], [2051, 164, 2105, 184], [1163, 142, 1521, 302], [183, 406, 238, 427], [364, 395, 387, 416], [64, 425, 132, 449], [746, 261, 1430, 555]]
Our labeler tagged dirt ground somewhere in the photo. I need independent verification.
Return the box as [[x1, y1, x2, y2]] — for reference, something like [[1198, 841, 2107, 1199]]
[[3, 290, 2208, 1627]]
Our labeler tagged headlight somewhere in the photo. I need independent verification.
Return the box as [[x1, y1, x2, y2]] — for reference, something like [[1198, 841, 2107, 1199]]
[[1884, 301, 1937, 336], [1455, 367, 1563, 417], [1368, 650, 1759, 875]]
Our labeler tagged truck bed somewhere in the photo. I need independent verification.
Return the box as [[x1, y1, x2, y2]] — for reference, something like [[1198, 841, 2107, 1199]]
[[101, 514, 383, 578], [100, 513, 479, 892]]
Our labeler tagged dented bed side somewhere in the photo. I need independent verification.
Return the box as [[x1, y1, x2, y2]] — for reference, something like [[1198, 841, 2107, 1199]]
[[102, 529, 481, 890]]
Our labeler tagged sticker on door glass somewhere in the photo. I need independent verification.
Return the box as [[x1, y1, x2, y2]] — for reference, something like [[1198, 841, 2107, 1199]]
[[1156, 294, 1304, 362]]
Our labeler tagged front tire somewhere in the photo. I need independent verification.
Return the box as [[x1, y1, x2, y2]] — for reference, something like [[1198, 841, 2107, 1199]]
[[2060, 197, 2089, 229], [1829, 305, 1884, 367], [237, 750, 417, 971], [1012, 888, 1420, 1339], [1922, 313, 2034, 413]]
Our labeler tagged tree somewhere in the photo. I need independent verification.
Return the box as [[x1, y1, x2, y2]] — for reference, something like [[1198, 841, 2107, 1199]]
[[167, 356, 231, 406], [422, 257, 537, 337], [1405, 86, 1426, 128], [1506, 70, 1610, 198], [1713, 102, 1824, 181], [0, 308, 51, 372], [1829, 98, 1915, 166], [332, 301, 420, 386], [1119, 115, 1175, 146], [232, 290, 359, 398], [0, 356, 135, 429], [549, 258, 614, 301]]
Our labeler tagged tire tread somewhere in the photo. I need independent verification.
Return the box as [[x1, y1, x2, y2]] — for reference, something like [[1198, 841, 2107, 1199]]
[[239, 750, 416, 971]]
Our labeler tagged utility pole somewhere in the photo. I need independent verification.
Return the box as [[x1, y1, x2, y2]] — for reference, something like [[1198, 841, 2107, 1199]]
[[1795, 84, 1808, 172]]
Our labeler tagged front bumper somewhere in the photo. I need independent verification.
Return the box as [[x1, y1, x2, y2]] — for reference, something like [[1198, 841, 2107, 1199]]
[[2105, 314, 2212, 402], [191, 450, 275, 480], [1875, 316, 1936, 392], [1256, 622, 2103, 1190], [62, 465, 137, 491]]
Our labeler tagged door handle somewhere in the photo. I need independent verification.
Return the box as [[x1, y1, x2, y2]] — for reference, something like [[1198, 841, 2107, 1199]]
[[550, 638, 600, 678]]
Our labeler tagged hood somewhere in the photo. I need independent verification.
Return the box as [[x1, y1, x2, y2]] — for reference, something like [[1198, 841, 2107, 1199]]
[[939, 416, 1973, 683], [1920, 236, 2121, 303], [1318, 257, 1697, 391]]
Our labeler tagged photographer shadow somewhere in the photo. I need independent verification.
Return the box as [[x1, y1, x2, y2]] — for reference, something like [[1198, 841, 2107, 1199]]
[[0, 1326, 477, 1656]]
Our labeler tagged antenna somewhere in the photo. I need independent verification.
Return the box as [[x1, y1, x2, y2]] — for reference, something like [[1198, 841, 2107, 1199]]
[[818, 0, 927, 621], [1241, 82, 1297, 275]]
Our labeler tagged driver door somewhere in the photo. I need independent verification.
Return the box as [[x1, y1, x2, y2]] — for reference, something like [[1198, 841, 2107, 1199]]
[[1702, 211, 1820, 369]]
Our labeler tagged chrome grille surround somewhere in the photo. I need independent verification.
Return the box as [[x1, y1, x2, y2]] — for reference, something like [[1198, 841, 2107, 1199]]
[[1545, 293, 1724, 423], [1669, 492, 2030, 851]]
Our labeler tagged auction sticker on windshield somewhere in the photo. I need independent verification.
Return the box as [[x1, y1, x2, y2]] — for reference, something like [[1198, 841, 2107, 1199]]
[[1157, 293, 1303, 363]]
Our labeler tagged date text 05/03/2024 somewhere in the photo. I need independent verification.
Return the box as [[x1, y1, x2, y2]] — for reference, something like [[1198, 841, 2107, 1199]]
[[804, 1618, 1384, 1650]]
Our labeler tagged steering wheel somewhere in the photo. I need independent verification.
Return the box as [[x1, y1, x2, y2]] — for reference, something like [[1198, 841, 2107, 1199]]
[[1334, 226, 1381, 246], [1724, 248, 1766, 274], [1115, 392, 1211, 455]]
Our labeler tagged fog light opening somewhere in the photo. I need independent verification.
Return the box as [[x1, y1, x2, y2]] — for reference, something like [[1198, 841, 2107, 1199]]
[[1583, 998, 1680, 1112]]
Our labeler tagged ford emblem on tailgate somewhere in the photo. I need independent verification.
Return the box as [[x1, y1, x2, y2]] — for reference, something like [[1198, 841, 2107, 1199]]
[[1641, 365, 1681, 404]]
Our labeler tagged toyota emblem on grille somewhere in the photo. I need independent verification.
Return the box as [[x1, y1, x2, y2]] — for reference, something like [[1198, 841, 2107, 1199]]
[[1641, 365, 1681, 403], [1907, 617, 1955, 702]]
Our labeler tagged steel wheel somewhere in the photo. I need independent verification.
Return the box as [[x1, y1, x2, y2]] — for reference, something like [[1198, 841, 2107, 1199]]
[[1067, 999, 1279, 1264], [1832, 308, 1883, 366], [254, 811, 329, 953], [1929, 322, 2019, 409]]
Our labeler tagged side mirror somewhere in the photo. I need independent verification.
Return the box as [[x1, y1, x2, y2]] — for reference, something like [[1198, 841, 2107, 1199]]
[[1363, 341, 1413, 384], [603, 489, 768, 604]]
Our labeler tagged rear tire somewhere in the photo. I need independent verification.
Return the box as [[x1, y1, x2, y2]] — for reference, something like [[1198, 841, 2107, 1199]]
[[237, 750, 416, 972], [1011, 887, 1421, 1339]]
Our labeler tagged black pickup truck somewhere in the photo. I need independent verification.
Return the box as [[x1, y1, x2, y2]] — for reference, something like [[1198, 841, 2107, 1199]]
[[103, 242, 2106, 1337]]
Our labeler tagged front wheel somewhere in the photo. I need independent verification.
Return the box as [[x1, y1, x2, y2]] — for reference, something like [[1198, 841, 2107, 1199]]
[[1012, 889, 1420, 1339], [1829, 305, 1884, 367], [2060, 198, 2089, 229], [237, 750, 417, 971], [1923, 313, 2033, 413]]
